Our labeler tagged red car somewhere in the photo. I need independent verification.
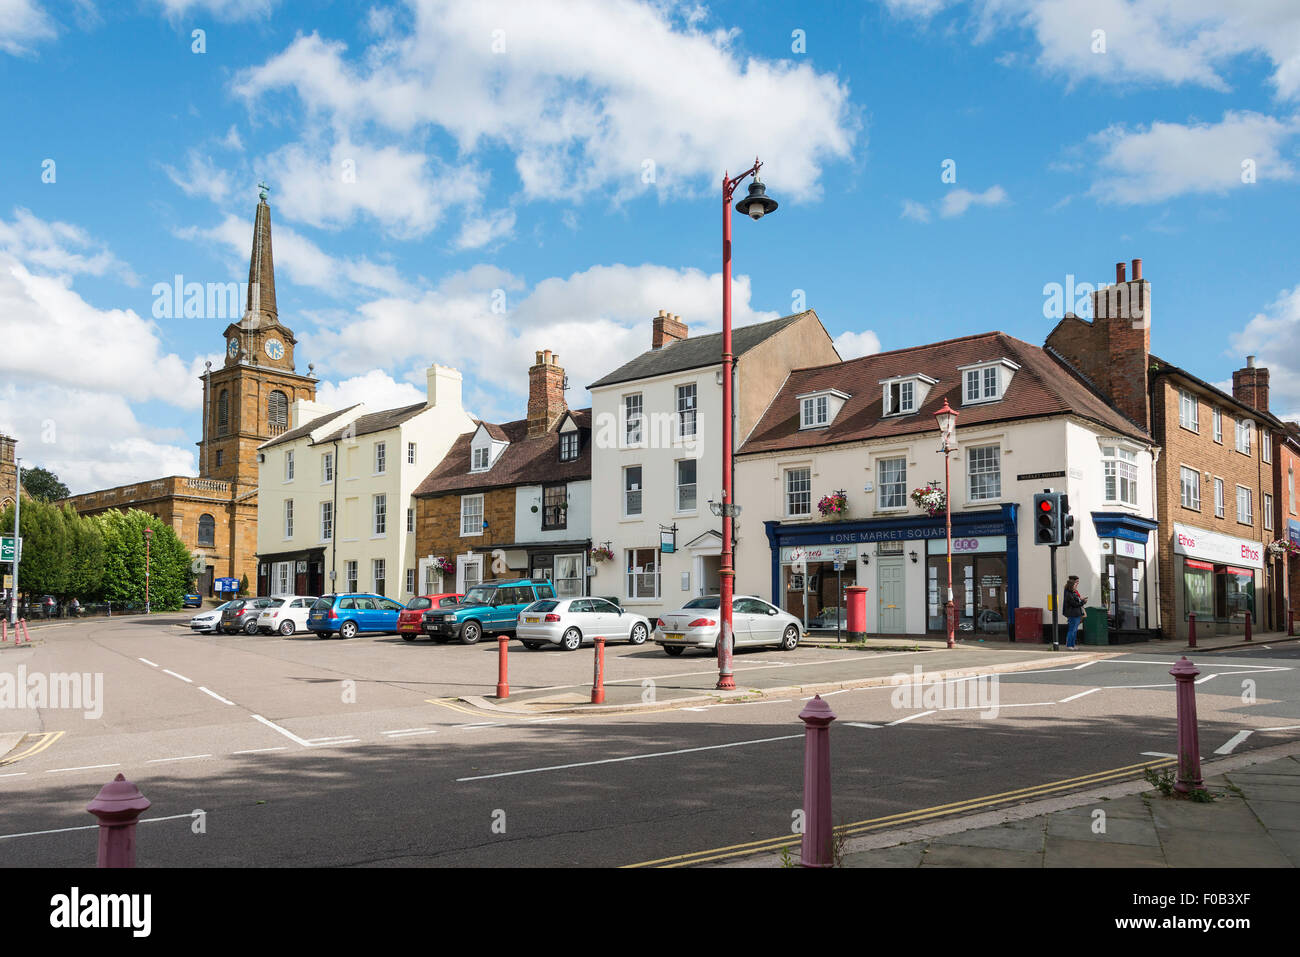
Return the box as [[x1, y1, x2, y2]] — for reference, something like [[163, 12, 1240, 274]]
[[398, 593, 464, 640]]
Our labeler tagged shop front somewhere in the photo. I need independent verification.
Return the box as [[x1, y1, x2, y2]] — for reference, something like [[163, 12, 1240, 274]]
[[1092, 512, 1159, 639], [257, 547, 326, 597], [525, 541, 591, 598], [1171, 522, 1265, 639], [763, 504, 1018, 638]]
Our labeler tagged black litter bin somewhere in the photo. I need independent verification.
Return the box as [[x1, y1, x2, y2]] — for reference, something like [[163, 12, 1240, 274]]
[[1083, 606, 1109, 645]]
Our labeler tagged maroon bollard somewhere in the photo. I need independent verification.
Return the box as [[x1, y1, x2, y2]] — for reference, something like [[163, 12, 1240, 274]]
[[799, 695, 837, 868], [1187, 613, 1196, 648], [1169, 657, 1204, 795], [496, 635, 509, 699], [1244, 610, 1252, 642], [591, 635, 606, 704], [86, 774, 151, 867], [1289, 604, 1295, 637]]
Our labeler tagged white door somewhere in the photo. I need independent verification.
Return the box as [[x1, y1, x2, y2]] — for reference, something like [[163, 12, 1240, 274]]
[[457, 555, 482, 594]]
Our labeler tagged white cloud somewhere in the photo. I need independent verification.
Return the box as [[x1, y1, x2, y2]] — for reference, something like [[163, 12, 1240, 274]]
[[153, 0, 275, 20], [834, 329, 882, 360], [455, 209, 516, 251], [900, 199, 932, 222], [162, 151, 235, 204], [0, 207, 135, 282], [315, 370, 427, 413], [938, 185, 1008, 218], [1230, 284, 1300, 422], [0, 0, 55, 56], [232, 1, 857, 206], [1088, 111, 1300, 204]]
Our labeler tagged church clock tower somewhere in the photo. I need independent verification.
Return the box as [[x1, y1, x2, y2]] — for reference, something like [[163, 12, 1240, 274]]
[[200, 185, 317, 488]]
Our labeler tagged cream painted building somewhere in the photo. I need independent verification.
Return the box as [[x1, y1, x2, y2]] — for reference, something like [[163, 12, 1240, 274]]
[[255, 365, 475, 599]]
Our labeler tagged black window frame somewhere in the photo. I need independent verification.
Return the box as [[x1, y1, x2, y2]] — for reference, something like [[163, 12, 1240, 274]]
[[542, 482, 568, 530]]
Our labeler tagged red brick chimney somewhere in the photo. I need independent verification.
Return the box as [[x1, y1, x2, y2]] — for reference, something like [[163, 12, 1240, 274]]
[[527, 350, 567, 438], [1232, 355, 1270, 412], [652, 309, 688, 349]]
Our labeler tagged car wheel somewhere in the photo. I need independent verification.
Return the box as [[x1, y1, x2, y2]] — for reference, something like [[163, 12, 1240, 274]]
[[779, 624, 800, 651], [279, 619, 295, 637], [339, 620, 358, 640], [628, 623, 648, 645], [521, 640, 543, 650], [560, 627, 583, 651], [664, 645, 685, 657], [244, 619, 258, 635], [315, 630, 326, 640], [460, 621, 482, 645], [400, 632, 416, 642]]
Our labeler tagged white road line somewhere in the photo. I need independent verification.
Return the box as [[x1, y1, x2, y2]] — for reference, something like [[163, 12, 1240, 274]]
[[0, 772, 27, 778], [940, 701, 1056, 711], [307, 739, 360, 747], [682, 707, 711, 712], [799, 690, 851, 700], [1073, 661, 1098, 670], [384, 729, 439, 738], [1141, 751, 1175, 758], [199, 687, 234, 705], [456, 722, 504, 729], [138, 657, 158, 667], [0, 813, 197, 842], [602, 651, 923, 687], [720, 698, 792, 708], [887, 710, 936, 726], [231, 747, 287, 755], [46, 763, 120, 774], [457, 733, 804, 782], [1104, 682, 1175, 690], [844, 722, 881, 729], [1263, 645, 1272, 650], [162, 669, 193, 684], [1214, 731, 1253, 755], [146, 754, 211, 764], [524, 717, 571, 723], [382, 728, 430, 735], [1059, 688, 1101, 703], [1194, 674, 1218, 685], [1260, 724, 1300, 732], [251, 714, 312, 747]]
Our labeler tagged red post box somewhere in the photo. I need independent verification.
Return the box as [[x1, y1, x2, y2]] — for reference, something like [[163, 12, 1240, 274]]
[[845, 586, 868, 641]]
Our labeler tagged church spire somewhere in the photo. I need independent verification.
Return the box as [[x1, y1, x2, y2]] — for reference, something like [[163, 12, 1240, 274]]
[[243, 183, 277, 328]]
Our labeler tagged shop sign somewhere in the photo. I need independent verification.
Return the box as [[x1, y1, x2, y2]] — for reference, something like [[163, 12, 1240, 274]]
[[782, 544, 857, 564], [1172, 523, 1263, 569], [1100, 539, 1146, 561], [1289, 519, 1300, 547], [925, 535, 1007, 556]]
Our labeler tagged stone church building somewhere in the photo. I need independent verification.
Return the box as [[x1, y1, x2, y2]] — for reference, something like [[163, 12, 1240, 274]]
[[61, 190, 317, 595]]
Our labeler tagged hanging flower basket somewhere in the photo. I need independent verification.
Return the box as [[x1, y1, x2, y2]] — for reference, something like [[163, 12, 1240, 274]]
[[911, 482, 946, 517], [817, 492, 848, 519], [433, 556, 454, 574], [591, 545, 615, 563], [1268, 538, 1300, 558]]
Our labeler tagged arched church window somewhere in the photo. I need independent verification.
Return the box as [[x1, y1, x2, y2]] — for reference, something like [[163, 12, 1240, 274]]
[[197, 513, 215, 547]]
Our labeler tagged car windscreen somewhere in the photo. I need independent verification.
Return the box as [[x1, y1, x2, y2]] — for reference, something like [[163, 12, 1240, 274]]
[[463, 586, 494, 606], [526, 600, 559, 613], [683, 597, 720, 610], [407, 597, 432, 610], [310, 597, 334, 612]]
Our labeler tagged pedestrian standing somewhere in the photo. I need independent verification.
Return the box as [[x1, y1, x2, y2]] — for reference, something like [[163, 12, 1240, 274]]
[[1063, 575, 1085, 649]]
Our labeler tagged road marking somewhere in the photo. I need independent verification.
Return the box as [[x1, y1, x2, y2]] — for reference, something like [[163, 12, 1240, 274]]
[[0, 772, 27, 778], [1194, 674, 1218, 685], [138, 657, 158, 667], [1260, 724, 1300, 732], [625, 757, 1178, 868], [1263, 645, 1272, 650], [199, 687, 234, 705], [886, 710, 936, 726], [46, 763, 120, 774], [456, 722, 504, 730], [1073, 661, 1097, 670], [0, 813, 198, 842], [940, 701, 1056, 711], [457, 733, 804, 782], [602, 651, 923, 687], [147, 754, 211, 764], [844, 722, 881, 729], [162, 669, 193, 683], [251, 714, 312, 747], [384, 729, 439, 738], [721, 698, 792, 708], [799, 690, 851, 700], [231, 746, 287, 754], [1059, 688, 1101, 703], [0, 731, 65, 767], [383, 728, 430, 735], [1214, 731, 1253, 755], [524, 717, 571, 724], [307, 739, 360, 747], [1141, 751, 1175, 758], [1105, 682, 1174, 690]]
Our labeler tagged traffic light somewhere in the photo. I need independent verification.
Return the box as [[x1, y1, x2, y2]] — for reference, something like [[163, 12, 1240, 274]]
[[1060, 493, 1075, 546], [1034, 492, 1059, 545]]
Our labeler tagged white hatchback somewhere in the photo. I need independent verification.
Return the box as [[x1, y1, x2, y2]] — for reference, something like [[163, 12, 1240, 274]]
[[654, 595, 803, 656], [516, 597, 653, 651], [189, 601, 234, 633], [256, 595, 319, 636]]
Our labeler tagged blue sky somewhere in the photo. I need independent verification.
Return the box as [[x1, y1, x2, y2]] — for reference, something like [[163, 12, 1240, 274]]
[[1, 0, 1297, 493]]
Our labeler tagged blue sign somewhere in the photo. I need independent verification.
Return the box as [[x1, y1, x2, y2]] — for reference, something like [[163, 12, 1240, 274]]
[[215, 577, 240, 592], [1289, 520, 1300, 547]]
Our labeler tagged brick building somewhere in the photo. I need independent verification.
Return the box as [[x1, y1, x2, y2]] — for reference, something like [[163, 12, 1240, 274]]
[[1275, 423, 1300, 632], [413, 351, 592, 597], [62, 190, 315, 595]]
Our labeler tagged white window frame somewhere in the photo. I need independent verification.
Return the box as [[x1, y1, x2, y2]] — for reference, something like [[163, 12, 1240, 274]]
[[471, 445, 490, 472], [345, 560, 358, 593], [1180, 467, 1200, 511], [460, 494, 484, 536], [1236, 419, 1252, 455], [801, 396, 829, 429], [284, 450, 294, 482], [1179, 390, 1199, 432], [321, 501, 333, 541], [1236, 485, 1253, 525], [882, 380, 916, 417], [623, 465, 643, 517], [1214, 478, 1225, 519], [964, 366, 1001, 404], [374, 441, 387, 475], [372, 558, 386, 595], [407, 441, 417, 465], [559, 431, 579, 462], [877, 457, 907, 510], [284, 498, 294, 538], [407, 507, 414, 533], [676, 458, 697, 513], [1102, 446, 1139, 507], [321, 451, 333, 484], [624, 393, 644, 445], [625, 547, 660, 600], [1212, 407, 1222, 444], [785, 467, 812, 517], [373, 493, 387, 536], [1264, 493, 1274, 531], [676, 384, 697, 438], [1263, 431, 1272, 464], [405, 567, 416, 594], [967, 445, 1001, 502]]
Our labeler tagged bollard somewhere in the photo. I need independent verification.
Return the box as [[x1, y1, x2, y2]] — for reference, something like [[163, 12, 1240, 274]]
[[1169, 657, 1204, 795], [86, 774, 151, 868], [17, 620, 30, 644], [495, 635, 509, 699], [591, 635, 606, 704], [1244, 610, 1252, 642], [1290, 604, 1295, 637], [1187, 613, 1196, 648], [799, 695, 837, 868], [0, 620, 6, 642]]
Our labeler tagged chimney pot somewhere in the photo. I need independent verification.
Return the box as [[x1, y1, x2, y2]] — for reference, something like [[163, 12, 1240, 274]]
[[1131, 258, 1142, 281], [1247, 355, 1256, 369], [1116, 262, 1126, 283], [534, 351, 544, 365]]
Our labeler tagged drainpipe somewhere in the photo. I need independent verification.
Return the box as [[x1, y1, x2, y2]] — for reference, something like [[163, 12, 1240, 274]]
[[330, 438, 340, 592]]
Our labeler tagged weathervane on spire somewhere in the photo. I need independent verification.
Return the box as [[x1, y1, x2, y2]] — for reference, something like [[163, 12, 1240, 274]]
[[258, 181, 270, 202]]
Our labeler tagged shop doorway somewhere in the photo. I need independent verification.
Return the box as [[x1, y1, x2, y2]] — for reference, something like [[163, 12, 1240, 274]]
[[877, 559, 906, 633]]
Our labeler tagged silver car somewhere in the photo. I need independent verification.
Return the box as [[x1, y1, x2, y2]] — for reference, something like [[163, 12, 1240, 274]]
[[654, 595, 802, 656], [516, 598, 652, 651], [189, 601, 235, 633]]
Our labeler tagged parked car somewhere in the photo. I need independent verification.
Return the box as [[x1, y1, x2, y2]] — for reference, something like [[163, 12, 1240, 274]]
[[397, 593, 464, 640], [517, 597, 652, 651], [307, 594, 406, 639], [189, 600, 235, 633], [654, 595, 802, 656], [808, 606, 846, 630], [421, 579, 556, 644], [219, 597, 276, 635], [255, 595, 319, 636], [182, 594, 203, 609]]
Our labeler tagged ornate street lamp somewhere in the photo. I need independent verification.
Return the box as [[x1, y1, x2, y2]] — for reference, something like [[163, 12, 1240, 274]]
[[143, 526, 153, 615], [935, 400, 959, 649], [717, 158, 777, 691]]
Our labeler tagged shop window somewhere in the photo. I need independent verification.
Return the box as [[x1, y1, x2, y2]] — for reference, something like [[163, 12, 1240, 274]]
[[626, 548, 659, 599]]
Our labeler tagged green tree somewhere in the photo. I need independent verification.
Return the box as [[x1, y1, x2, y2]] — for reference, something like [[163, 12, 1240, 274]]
[[62, 505, 105, 600], [97, 509, 194, 611], [20, 466, 71, 503], [0, 498, 69, 598]]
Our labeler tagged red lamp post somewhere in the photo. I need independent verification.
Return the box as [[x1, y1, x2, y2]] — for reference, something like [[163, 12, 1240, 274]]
[[143, 526, 153, 615], [935, 400, 959, 649], [716, 158, 778, 691]]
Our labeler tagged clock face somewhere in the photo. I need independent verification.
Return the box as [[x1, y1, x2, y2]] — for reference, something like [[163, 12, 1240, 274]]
[[226, 338, 239, 359], [264, 338, 285, 361]]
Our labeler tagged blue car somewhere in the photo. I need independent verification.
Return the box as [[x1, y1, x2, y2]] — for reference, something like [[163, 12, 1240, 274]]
[[182, 594, 203, 608], [421, 579, 557, 644], [307, 593, 406, 639]]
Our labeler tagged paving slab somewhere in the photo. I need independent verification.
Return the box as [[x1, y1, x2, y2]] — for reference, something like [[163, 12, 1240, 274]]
[[1238, 798, 1300, 831], [932, 820, 1047, 853], [1046, 810, 1160, 847], [920, 844, 1043, 867], [1260, 828, 1300, 865], [1148, 795, 1267, 833], [1158, 829, 1292, 868], [1044, 836, 1167, 867], [842, 842, 926, 868]]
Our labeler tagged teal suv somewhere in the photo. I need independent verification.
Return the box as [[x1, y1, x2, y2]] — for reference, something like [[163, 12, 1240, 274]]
[[421, 579, 557, 644]]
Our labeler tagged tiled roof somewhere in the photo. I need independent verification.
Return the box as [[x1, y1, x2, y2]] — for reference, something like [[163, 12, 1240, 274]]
[[587, 312, 813, 389], [1149, 355, 1287, 431], [739, 331, 1151, 456], [414, 409, 592, 496], [259, 405, 360, 450], [315, 402, 428, 443]]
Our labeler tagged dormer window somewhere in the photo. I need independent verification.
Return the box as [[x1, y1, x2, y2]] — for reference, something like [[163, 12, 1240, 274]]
[[797, 389, 850, 430], [879, 375, 936, 417], [469, 423, 507, 473], [958, 359, 1019, 406], [471, 446, 490, 471], [559, 431, 579, 462]]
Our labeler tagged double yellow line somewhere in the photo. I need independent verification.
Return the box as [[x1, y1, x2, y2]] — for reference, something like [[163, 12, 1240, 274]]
[[624, 757, 1177, 868], [0, 731, 65, 767]]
